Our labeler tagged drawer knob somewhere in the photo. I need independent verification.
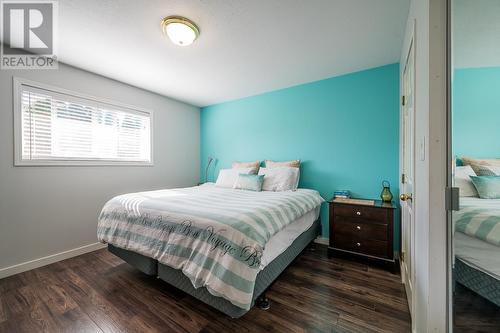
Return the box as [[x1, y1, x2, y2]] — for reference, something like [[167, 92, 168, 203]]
[[356, 242, 361, 247], [356, 225, 361, 230], [356, 211, 361, 216]]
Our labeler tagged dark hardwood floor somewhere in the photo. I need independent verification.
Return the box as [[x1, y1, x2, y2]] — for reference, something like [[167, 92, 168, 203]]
[[454, 283, 500, 333], [0, 244, 411, 333]]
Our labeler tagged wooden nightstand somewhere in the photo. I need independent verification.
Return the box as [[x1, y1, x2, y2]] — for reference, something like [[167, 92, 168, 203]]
[[328, 199, 398, 273]]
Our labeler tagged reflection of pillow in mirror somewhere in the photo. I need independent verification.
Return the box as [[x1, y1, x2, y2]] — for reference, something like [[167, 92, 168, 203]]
[[470, 176, 500, 199], [454, 165, 478, 197], [472, 164, 500, 176], [462, 157, 500, 166]]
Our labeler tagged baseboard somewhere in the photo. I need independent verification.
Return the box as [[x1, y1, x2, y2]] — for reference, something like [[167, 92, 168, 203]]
[[314, 236, 329, 245], [0, 242, 107, 279]]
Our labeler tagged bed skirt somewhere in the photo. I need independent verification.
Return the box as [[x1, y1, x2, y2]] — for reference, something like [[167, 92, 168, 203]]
[[455, 258, 500, 307], [108, 218, 320, 317]]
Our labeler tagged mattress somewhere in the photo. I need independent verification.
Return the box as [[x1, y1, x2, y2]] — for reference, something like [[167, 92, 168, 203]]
[[260, 206, 320, 269], [455, 232, 500, 280], [454, 258, 500, 307]]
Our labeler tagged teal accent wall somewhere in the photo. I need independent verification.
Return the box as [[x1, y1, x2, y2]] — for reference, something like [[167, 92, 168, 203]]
[[453, 67, 500, 158], [201, 63, 400, 245]]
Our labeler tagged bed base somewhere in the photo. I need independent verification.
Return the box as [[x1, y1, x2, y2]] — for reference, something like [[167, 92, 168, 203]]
[[108, 244, 157, 276], [455, 258, 500, 307], [108, 219, 320, 318]]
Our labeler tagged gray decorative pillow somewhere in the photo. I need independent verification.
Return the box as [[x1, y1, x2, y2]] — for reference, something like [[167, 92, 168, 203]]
[[472, 164, 500, 176]]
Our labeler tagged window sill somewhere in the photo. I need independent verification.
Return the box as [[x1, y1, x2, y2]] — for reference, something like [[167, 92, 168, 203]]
[[14, 159, 154, 167]]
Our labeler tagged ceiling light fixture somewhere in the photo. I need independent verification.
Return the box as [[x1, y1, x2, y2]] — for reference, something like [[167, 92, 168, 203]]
[[161, 16, 200, 46]]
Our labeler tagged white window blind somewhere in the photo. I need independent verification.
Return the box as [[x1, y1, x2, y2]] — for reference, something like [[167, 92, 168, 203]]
[[16, 81, 152, 165]]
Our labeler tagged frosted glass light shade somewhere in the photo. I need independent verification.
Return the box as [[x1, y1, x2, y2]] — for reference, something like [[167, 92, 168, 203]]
[[161, 17, 199, 46]]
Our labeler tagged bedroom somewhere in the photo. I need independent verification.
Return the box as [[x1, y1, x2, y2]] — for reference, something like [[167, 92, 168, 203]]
[[0, 0, 495, 332]]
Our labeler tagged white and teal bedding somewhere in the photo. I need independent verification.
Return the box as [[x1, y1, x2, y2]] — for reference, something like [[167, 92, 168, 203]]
[[97, 183, 324, 310], [455, 197, 500, 246]]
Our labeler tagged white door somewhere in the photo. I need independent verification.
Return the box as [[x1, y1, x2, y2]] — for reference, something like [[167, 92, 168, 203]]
[[401, 37, 415, 317]]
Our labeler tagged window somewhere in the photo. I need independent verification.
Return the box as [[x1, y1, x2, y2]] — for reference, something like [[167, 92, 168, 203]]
[[14, 78, 153, 166]]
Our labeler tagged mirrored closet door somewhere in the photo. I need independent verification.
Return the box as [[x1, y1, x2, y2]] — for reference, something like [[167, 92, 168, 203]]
[[450, 0, 500, 331]]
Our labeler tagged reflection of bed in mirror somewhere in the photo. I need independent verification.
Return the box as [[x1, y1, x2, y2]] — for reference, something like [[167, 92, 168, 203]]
[[454, 197, 500, 307]]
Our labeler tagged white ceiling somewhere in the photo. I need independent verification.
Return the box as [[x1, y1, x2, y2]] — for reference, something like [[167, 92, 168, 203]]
[[57, 0, 410, 107], [453, 0, 500, 69]]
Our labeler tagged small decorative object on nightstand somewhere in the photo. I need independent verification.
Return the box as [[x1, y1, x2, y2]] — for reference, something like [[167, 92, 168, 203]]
[[380, 180, 393, 202], [328, 198, 398, 273]]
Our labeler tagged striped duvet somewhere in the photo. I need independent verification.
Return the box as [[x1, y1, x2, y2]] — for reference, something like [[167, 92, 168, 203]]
[[97, 183, 324, 310], [455, 197, 500, 247]]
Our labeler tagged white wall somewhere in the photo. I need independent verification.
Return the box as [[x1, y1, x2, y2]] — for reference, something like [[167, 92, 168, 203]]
[[400, 0, 447, 332], [0, 63, 200, 276]]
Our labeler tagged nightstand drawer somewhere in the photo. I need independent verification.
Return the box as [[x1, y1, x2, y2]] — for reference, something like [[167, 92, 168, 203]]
[[334, 204, 387, 221], [334, 218, 388, 241], [332, 235, 389, 258]]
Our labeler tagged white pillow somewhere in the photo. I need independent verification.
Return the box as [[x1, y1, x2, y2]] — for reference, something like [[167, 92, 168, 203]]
[[258, 167, 300, 191], [265, 160, 300, 168], [232, 160, 260, 169], [215, 168, 256, 188], [488, 166, 500, 175], [454, 165, 478, 197]]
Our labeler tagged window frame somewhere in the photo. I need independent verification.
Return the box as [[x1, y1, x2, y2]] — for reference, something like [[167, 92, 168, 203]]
[[13, 77, 154, 166]]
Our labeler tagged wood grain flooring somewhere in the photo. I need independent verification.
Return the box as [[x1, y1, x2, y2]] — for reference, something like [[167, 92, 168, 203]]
[[0, 244, 411, 333]]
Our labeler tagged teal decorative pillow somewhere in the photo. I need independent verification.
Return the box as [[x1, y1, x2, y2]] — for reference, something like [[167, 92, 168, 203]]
[[470, 176, 500, 199], [233, 174, 264, 192]]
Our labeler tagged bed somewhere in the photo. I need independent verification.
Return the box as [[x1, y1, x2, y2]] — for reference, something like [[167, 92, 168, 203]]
[[98, 183, 324, 317], [454, 197, 500, 307]]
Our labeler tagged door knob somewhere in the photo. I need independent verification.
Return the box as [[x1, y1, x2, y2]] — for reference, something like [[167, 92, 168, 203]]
[[400, 193, 412, 201]]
